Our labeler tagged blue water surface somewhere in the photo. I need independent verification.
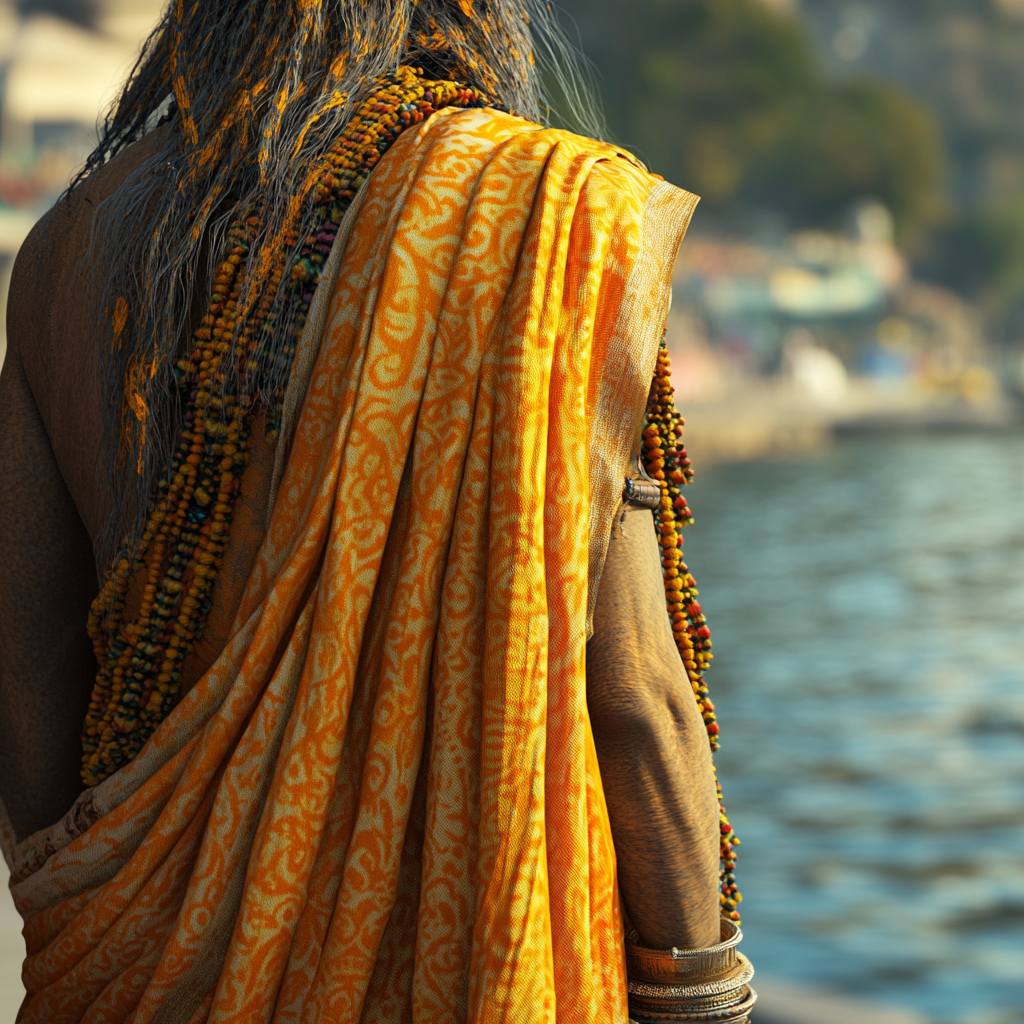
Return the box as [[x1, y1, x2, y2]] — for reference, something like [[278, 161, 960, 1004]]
[[682, 433, 1024, 1024]]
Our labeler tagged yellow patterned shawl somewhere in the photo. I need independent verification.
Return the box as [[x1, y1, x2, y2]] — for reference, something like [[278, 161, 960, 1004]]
[[6, 108, 696, 1023]]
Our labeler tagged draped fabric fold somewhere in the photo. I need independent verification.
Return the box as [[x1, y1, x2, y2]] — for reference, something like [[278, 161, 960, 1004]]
[[6, 107, 697, 1024]]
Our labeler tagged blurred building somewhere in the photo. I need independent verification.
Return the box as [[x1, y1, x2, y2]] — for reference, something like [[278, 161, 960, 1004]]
[[669, 198, 994, 406], [0, 0, 162, 361], [0, 0, 162, 181]]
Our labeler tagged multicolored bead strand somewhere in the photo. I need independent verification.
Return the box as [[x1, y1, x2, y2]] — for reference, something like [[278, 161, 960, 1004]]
[[82, 68, 493, 786], [641, 336, 742, 922]]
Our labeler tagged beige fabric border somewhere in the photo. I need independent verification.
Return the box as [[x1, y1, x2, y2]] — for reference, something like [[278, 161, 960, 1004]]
[[586, 180, 699, 637]]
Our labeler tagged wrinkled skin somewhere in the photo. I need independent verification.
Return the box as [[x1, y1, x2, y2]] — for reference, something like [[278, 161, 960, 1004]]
[[0, 129, 720, 951]]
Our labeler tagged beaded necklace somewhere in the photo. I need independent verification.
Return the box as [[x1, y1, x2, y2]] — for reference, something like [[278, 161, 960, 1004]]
[[82, 68, 494, 787], [642, 338, 742, 922], [81, 74, 743, 927]]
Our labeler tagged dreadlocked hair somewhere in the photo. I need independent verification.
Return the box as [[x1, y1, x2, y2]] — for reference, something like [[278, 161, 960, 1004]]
[[83, 0, 603, 573]]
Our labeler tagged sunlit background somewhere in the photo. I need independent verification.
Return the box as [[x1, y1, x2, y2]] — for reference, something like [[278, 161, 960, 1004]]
[[1, 2, 1023, 1023]]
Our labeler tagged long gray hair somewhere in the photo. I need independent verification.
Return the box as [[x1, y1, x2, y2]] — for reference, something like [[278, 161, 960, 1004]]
[[84, 0, 602, 572]]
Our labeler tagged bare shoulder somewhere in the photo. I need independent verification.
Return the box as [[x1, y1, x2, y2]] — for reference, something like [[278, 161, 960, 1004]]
[[11, 122, 173, 385], [8, 124, 174, 537]]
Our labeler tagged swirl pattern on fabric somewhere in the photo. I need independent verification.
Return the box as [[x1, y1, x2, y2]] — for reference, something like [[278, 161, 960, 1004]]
[[8, 107, 697, 1024]]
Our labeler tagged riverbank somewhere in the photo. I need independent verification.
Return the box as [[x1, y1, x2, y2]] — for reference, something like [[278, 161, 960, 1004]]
[[678, 377, 1023, 466]]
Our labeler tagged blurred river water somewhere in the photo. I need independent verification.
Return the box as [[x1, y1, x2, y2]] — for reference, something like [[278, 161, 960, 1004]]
[[689, 432, 1024, 1024]]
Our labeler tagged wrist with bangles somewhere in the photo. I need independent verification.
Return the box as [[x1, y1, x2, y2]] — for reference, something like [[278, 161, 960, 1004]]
[[626, 917, 756, 1023]]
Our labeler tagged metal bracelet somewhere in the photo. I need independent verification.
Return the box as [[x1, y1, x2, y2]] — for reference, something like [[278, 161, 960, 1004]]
[[626, 918, 755, 1023], [627, 952, 754, 1013], [628, 985, 757, 1023], [623, 475, 662, 510], [625, 917, 743, 986]]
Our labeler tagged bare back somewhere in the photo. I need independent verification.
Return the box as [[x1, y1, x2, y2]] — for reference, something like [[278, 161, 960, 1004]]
[[0, 127, 274, 840]]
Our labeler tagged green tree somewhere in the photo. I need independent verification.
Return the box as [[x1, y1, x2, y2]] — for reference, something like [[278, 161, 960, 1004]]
[[916, 202, 1024, 300], [558, 0, 944, 238], [760, 80, 944, 239], [627, 0, 819, 204]]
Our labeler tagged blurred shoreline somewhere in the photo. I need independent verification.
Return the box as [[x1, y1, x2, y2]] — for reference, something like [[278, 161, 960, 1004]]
[[678, 376, 1023, 467]]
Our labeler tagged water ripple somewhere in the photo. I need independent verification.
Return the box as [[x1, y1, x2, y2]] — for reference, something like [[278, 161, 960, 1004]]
[[685, 434, 1024, 1024]]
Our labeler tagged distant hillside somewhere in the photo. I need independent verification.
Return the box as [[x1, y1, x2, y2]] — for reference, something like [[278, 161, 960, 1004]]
[[799, 0, 1024, 208], [797, 1, 1024, 322], [557, 0, 942, 242], [558, 0, 1024, 330]]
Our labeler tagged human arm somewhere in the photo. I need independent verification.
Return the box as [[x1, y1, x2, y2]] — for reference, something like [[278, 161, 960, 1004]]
[[587, 504, 722, 951]]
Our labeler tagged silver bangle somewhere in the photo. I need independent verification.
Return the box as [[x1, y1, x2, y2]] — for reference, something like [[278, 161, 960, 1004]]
[[628, 984, 757, 1022], [625, 917, 743, 985], [625, 918, 756, 1023], [627, 953, 754, 1013]]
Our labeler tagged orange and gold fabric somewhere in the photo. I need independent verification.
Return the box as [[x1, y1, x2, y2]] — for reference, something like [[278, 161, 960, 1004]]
[[3, 107, 696, 1023]]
